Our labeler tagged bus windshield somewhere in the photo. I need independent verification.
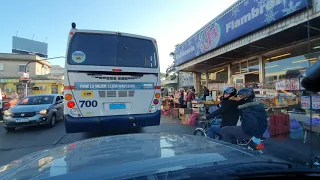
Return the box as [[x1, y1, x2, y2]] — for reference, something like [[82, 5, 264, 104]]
[[68, 33, 158, 68]]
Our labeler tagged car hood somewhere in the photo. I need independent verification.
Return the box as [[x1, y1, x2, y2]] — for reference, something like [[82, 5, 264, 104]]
[[9, 104, 51, 112], [0, 133, 286, 179]]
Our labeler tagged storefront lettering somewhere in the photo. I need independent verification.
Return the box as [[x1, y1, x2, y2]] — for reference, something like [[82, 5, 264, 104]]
[[175, 46, 195, 60], [226, 0, 282, 33], [76, 82, 145, 90], [301, 96, 320, 110]]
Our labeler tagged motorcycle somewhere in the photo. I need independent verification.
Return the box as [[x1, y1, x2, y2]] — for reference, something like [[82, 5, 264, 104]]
[[193, 115, 222, 140], [194, 115, 264, 153]]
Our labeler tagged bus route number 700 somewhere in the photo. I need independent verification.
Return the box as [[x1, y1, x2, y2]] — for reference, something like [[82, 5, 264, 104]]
[[79, 100, 98, 108]]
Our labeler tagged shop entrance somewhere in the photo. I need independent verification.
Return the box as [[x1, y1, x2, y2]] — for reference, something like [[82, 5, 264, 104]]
[[244, 73, 259, 83], [232, 74, 244, 84]]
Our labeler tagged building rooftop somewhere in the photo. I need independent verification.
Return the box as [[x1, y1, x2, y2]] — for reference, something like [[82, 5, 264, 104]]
[[0, 53, 51, 68]]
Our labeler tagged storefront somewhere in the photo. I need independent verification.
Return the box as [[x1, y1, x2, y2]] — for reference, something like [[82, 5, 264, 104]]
[[0, 78, 64, 99], [174, 0, 320, 98]]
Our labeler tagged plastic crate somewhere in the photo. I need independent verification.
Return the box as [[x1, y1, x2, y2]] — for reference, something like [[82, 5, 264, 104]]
[[270, 113, 290, 135]]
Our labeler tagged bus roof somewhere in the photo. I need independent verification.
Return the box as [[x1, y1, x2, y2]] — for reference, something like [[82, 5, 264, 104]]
[[71, 29, 156, 42]]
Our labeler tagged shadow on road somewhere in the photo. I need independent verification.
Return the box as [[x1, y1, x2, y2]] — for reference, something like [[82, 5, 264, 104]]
[[84, 127, 144, 139]]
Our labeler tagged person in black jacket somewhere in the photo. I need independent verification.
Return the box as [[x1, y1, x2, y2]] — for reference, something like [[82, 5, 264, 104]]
[[205, 87, 244, 139], [221, 88, 268, 149]]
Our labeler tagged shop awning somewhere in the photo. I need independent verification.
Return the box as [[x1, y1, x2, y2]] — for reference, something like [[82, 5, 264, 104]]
[[178, 17, 320, 73]]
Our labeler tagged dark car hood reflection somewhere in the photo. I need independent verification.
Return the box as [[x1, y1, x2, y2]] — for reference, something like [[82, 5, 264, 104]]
[[0, 133, 281, 179]]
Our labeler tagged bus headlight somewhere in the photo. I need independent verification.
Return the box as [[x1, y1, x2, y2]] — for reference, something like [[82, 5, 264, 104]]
[[70, 109, 79, 116]]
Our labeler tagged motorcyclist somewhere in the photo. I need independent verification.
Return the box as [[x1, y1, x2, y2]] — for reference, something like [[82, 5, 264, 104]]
[[221, 88, 268, 150], [204, 87, 244, 139]]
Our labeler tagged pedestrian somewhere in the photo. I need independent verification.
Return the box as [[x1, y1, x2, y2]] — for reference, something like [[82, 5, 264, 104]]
[[178, 90, 184, 108], [220, 88, 267, 149], [186, 88, 195, 108], [204, 87, 244, 139], [11, 91, 18, 99], [203, 86, 209, 100]]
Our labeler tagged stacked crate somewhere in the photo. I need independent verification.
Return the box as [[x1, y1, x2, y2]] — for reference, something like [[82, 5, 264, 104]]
[[179, 108, 193, 124], [269, 113, 290, 138]]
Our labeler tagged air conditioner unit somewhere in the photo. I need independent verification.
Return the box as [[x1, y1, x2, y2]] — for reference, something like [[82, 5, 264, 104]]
[[39, 86, 46, 90]]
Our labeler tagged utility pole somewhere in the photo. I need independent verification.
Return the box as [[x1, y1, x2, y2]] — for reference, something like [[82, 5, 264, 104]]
[[24, 56, 65, 97]]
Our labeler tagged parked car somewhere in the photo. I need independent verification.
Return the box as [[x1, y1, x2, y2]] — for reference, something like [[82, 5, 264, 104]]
[[2, 94, 64, 132]]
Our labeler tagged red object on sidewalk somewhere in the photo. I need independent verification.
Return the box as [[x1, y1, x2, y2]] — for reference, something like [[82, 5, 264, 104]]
[[188, 113, 197, 127], [257, 143, 264, 150], [269, 113, 290, 138]]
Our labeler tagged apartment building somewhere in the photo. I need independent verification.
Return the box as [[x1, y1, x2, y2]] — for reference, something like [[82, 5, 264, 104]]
[[0, 53, 63, 98]]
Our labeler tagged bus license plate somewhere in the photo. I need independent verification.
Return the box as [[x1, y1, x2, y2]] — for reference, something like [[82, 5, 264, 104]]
[[110, 104, 126, 110]]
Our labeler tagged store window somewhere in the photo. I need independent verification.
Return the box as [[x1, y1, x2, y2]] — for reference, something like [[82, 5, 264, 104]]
[[18, 64, 30, 72], [241, 61, 248, 73], [208, 67, 228, 83], [232, 59, 259, 75], [264, 51, 320, 83], [248, 59, 259, 72], [231, 63, 240, 75]]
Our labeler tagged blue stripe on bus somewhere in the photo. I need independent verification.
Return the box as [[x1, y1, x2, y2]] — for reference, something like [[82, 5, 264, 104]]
[[74, 82, 155, 90], [64, 110, 161, 133]]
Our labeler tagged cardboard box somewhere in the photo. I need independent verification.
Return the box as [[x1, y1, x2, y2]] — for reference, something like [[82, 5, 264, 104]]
[[179, 108, 192, 115], [173, 108, 179, 119], [192, 108, 199, 113], [181, 114, 191, 125]]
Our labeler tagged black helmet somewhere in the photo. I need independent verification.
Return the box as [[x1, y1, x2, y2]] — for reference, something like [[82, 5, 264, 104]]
[[237, 88, 255, 101], [223, 87, 237, 97]]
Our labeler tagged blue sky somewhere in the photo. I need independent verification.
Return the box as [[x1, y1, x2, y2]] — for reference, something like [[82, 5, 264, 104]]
[[0, 0, 236, 72]]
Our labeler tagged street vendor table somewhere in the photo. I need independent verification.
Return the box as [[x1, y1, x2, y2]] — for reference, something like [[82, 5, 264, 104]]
[[161, 97, 174, 110], [288, 112, 320, 143], [204, 101, 219, 112], [269, 106, 288, 114]]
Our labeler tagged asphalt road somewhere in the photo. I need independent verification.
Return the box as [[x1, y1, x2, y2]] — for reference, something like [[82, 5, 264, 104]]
[[0, 116, 194, 166], [1, 115, 320, 167]]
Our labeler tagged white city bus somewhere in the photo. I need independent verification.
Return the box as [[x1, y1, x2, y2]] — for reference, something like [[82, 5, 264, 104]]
[[63, 23, 161, 133]]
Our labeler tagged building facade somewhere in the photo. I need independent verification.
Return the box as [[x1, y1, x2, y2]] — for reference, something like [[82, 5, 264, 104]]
[[174, 0, 320, 96], [0, 53, 63, 98]]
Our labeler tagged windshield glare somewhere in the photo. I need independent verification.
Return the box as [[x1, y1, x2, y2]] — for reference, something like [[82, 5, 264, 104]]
[[18, 96, 54, 105], [68, 33, 157, 68]]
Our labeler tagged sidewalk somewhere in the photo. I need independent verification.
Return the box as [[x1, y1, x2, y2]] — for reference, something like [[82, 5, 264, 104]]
[[162, 113, 320, 166]]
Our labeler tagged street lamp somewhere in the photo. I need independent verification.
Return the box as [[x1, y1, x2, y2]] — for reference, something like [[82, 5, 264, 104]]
[[24, 56, 65, 73], [23, 56, 65, 97]]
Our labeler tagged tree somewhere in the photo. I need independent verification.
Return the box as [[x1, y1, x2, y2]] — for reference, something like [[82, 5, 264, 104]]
[[160, 72, 166, 80]]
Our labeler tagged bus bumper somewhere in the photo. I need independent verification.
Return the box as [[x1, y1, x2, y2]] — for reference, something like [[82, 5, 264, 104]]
[[64, 110, 161, 133]]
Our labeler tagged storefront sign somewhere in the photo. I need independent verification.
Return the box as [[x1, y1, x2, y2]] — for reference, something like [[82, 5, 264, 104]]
[[0, 79, 19, 83], [301, 96, 320, 110], [178, 72, 194, 87], [74, 82, 154, 90], [174, 0, 311, 66], [275, 78, 304, 91]]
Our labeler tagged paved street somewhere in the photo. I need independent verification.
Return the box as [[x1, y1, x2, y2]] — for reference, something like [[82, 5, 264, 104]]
[[1, 115, 320, 167], [0, 116, 194, 166]]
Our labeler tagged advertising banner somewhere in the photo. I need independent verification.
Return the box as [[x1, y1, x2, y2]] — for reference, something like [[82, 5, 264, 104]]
[[174, 0, 310, 66]]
